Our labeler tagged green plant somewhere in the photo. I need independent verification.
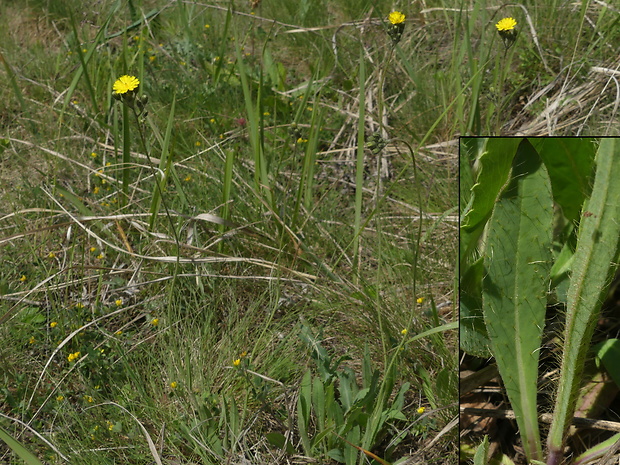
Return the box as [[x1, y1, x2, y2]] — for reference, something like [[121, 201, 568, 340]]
[[295, 322, 413, 465], [460, 138, 620, 464]]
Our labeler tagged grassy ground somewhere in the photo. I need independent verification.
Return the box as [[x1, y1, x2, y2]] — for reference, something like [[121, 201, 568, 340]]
[[0, 0, 617, 464]]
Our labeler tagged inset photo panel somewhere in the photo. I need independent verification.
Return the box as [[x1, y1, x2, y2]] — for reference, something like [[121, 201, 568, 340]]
[[460, 138, 620, 465]]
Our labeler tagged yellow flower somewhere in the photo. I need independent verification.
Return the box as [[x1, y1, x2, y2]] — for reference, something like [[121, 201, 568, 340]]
[[204, 24, 210, 28], [19, 275, 27, 282], [115, 330, 123, 336], [170, 381, 178, 389], [29, 336, 35, 344], [85, 395, 94, 403], [113, 75, 140, 95], [151, 318, 159, 326], [50, 321, 58, 328], [416, 297, 424, 304], [401, 328, 408, 336], [56, 395, 64, 402], [93, 186, 100, 194], [90, 247, 97, 253], [48, 252, 56, 258], [263, 111, 270, 116], [96, 253, 104, 260], [149, 55, 156, 62], [233, 359, 241, 367], [195, 141, 202, 146], [496, 17, 517, 32], [209, 118, 216, 123], [68, 351, 81, 362], [115, 298, 123, 307], [90, 152, 97, 158], [184, 175, 192, 182], [240, 351, 248, 358], [75, 302, 85, 309], [417, 406, 426, 414], [388, 11, 406, 25]]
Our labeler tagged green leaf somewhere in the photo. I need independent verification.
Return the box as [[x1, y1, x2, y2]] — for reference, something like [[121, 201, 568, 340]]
[[473, 435, 490, 465], [265, 432, 295, 454], [547, 139, 620, 465], [482, 139, 553, 462], [594, 339, 620, 388], [0, 426, 46, 465]]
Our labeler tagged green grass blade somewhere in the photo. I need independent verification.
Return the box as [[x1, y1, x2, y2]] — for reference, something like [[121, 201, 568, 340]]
[[546, 139, 620, 465], [483, 139, 553, 462], [148, 96, 176, 230], [352, 48, 365, 274], [0, 426, 45, 465]]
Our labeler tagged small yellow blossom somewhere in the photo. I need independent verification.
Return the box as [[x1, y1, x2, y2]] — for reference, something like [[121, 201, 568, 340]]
[[56, 395, 64, 401], [93, 186, 100, 194], [68, 351, 81, 362], [90, 246, 97, 253], [84, 395, 94, 403], [115, 298, 123, 307], [96, 253, 104, 260], [75, 302, 85, 309], [233, 359, 241, 367], [115, 330, 123, 336], [240, 351, 248, 358], [388, 11, 406, 25], [107, 421, 114, 431], [29, 336, 35, 344], [184, 175, 192, 182], [417, 406, 426, 414], [48, 252, 56, 258], [19, 275, 27, 282], [151, 318, 159, 326], [149, 55, 156, 62], [195, 141, 202, 147], [401, 328, 408, 336], [50, 321, 58, 328], [180, 61, 186, 66], [416, 297, 424, 304], [170, 381, 178, 389], [113, 75, 140, 95], [263, 111, 270, 116], [496, 17, 517, 32], [90, 152, 97, 158], [204, 24, 210, 28], [209, 118, 216, 123]]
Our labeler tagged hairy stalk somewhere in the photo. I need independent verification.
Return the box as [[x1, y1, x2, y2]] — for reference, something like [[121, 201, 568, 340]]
[[546, 140, 620, 464]]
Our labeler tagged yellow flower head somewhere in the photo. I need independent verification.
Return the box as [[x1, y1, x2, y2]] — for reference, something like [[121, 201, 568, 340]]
[[401, 328, 408, 336], [29, 336, 36, 344], [50, 321, 58, 328], [113, 75, 140, 95], [496, 17, 517, 32], [233, 358, 241, 367], [417, 406, 426, 414], [416, 297, 424, 304], [115, 299, 123, 307], [388, 11, 406, 25], [170, 381, 178, 389], [68, 351, 81, 362], [151, 318, 159, 326], [19, 275, 27, 282]]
